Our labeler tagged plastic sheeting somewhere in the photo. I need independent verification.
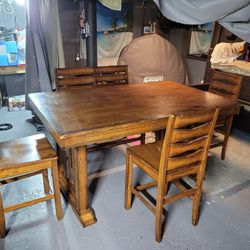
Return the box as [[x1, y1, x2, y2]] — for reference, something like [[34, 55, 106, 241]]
[[153, 0, 250, 42], [25, 0, 64, 109]]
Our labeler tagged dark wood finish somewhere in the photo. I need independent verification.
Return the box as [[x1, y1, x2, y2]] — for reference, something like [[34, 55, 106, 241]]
[[55, 67, 96, 90], [95, 65, 128, 85], [209, 71, 243, 100], [55, 65, 128, 90], [29, 81, 239, 227], [0, 134, 63, 238], [209, 70, 243, 159], [124, 108, 220, 242]]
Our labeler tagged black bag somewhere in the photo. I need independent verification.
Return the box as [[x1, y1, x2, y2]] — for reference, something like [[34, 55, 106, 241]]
[[238, 42, 250, 62]]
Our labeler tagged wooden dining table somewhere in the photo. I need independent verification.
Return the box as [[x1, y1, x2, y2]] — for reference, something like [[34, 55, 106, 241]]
[[29, 81, 239, 227]]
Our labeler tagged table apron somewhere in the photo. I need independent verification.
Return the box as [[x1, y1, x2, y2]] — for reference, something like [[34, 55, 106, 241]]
[[57, 118, 168, 149]]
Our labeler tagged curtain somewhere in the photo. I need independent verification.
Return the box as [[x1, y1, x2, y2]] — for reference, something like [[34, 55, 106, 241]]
[[153, 0, 250, 43], [25, 0, 64, 109]]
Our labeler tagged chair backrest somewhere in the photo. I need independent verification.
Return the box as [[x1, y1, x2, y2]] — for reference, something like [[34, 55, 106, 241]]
[[159, 108, 220, 173], [208, 70, 243, 100], [55, 65, 128, 90], [95, 65, 128, 85], [55, 67, 96, 90]]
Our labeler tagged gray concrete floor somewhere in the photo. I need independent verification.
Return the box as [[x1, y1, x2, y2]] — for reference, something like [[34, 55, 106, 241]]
[[0, 107, 250, 250]]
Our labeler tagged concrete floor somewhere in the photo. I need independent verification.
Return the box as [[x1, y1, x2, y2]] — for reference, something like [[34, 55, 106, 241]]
[[0, 107, 250, 250]]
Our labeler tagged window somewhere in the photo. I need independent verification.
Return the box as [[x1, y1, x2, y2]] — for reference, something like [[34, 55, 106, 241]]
[[187, 22, 214, 60]]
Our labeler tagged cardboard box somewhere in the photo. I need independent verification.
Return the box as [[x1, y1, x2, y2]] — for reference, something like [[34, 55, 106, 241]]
[[8, 95, 25, 111]]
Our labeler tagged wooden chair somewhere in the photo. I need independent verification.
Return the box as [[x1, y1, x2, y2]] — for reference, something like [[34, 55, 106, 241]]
[[0, 134, 62, 237], [55, 66, 96, 90], [55, 65, 128, 90], [124, 107, 220, 242], [208, 70, 243, 159]]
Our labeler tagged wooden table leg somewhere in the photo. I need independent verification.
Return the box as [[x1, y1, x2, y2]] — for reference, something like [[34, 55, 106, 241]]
[[72, 145, 96, 226]]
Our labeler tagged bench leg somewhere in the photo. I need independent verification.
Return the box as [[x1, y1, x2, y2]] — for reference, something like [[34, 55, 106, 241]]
[[42, 169, 50, 194], [0, 192, 6, 238], [221, 117, 233, 160], [51, 160, 63, 220]]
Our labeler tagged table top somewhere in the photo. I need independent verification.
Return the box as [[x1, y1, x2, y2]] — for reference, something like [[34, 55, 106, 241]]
[[29, 81, 239, 148]]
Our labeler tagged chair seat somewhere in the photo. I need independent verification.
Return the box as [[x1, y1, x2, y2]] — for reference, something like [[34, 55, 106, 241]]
[[128, 140, 163, 174], [0, 134, 57, 171], [128, 140, 201, 181]]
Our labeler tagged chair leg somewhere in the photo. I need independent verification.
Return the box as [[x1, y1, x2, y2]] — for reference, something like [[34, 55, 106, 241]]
[[42, 169, 50, 194], [140, 133, 145, 145], [192, 171, 205, 226], [221, 117, 233, 160], [155, 181, 167, 242], [124, 153, 133, 210], [51, 160, 63, 220], [155, 129, 165, 141], [0, 192, 6, 238], [192, 189, 202, 226]]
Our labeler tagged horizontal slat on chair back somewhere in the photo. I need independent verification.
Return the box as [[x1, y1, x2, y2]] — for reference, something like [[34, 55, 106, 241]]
[[162, 108, 219, 172], [58, 76, 96, 86], [95, 65, 128, 85], [168, 150, 204, 170], [174, 111, 215, 128], [55, 67, 95, 89], [209, 70, 243, 100], [172, 123, 211, 143], [57, 67, 94, 76], [96, 74, 127, 84], [169, 136, 208, 157], [95, 65, 128, 74]]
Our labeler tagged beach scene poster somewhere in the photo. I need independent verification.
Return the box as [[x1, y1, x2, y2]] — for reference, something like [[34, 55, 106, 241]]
[[97, 1, 133, 64]]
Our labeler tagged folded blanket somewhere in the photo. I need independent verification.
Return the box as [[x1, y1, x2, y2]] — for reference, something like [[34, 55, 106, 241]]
[[211, 60, 250, 76], [211, 42, 245, 64]]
